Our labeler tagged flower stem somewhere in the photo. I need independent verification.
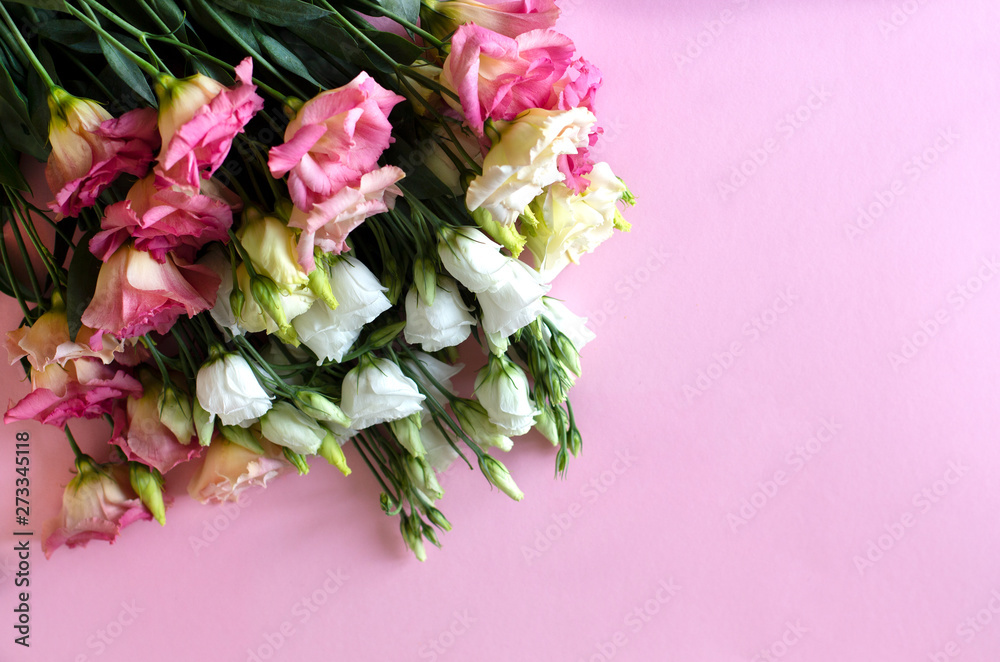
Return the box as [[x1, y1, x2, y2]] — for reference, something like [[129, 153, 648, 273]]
[[0, 2, 55, 89], [350, 0, 445, 49], [64, 425, 84, 460], [64, 3, 161, 77]]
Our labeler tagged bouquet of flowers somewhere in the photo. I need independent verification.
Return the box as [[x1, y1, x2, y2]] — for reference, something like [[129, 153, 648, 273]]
[[0, 0, 633, 560]]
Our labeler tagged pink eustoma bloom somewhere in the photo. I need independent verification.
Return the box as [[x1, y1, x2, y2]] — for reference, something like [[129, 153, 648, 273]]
[[268, 72, 405, 210], [80, 244, 220, 340], [423, 0, 560, 39], [156, 58, 263, 190], [90, 174, 240, 263], [110, 381, 200, 474]]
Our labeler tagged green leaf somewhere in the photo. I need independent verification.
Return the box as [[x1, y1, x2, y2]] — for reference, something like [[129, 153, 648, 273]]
[[0, 132, 28, 191], [377, 0, 420, 23], [34, 19, 101, 53], [98, 36, 156, 106], [65, 231, 101, 341], [365, 29, 424, 66], [252, 24, 320, 87], [213, 0, 330, 27], [0, 60, 30, 127], [1, 0, 66, 11]]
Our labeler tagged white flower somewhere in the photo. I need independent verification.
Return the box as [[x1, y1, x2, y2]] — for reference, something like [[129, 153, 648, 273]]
[[291, 257, 391, 364], [404, 351, 463, 405], [196, 352, 273, 427], [466, 107, 596, 226], [260, 401, 327, 455], [541, 298, 595, 353], [404, 277, 476, 352], [421, 419, 459, 473], [478, 260, 549, 340], [438, 227, 510, 293], [340, 357, 426, 429], [474, 355, 539, 437], [526, 162, 626, 280]]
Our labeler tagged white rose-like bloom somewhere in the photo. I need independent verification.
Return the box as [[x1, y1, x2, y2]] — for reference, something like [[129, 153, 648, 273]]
[[341, 357, 426, 429], [465, 107, 596, 226], [292, 256, 392, 364], [196, 352, 273, 427], [260, 401, 327, 455], [437, 227, 509, 293], [404, 277, 476, 352], [474, 355, 539, 437], [478, 259, 549, 340], [541, 298, 595, 353], [526, 162, 626, 280]]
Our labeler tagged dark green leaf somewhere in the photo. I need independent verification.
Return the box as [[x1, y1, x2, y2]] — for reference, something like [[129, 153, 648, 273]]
[[98, 36, 156, 106], [34, 19, 101, 53], [1, 0, 66, 11], [212, 0, 330, 27], [252, 24, 320, 87], [365, 29, 423, 66], [0, 132, 28, 191], [0, 59, 31, 127], [377, 0, 420, 23], [287, 21, 358, 64], [65, 231, 101, 341]]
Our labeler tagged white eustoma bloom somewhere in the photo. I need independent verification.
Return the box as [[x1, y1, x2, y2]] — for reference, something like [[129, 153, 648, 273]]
[[405, 351, 463, 406], [526, 162, 626, 280], [196, 352, 273, 427], [404, 277, 476, 352], [474, 355, 539, 437], [541, 298, 595, 353], [260, 401, 327, 455], [438, 227, 550, 349], [477, 260, 549, 339], [465, 107, 596, 226], [292, 256, 392, 363], [420, 413, 459, 473], [340, 357, 426, 429]]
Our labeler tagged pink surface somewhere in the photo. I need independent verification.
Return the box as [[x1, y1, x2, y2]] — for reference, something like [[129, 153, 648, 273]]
[[3, 1, 1000, 660]]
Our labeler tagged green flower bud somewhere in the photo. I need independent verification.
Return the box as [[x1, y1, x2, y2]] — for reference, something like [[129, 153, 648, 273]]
[[282, 447, 310, 475], [307, 264, 338, 310], [406, 455, 443, 500], [129, 463, 166, 525], [158, 384, 194, 444], [427, 507, 452, 532], [295, 391, 352, 428], [413, 257, 437, 307], [368, 320, 407, 349], [478, 455, 523, 501], [193, 398, 215, 447], [220, 425, 265, 454], [250, 274, 288, 329], [318, 432, 351, 476], [552, 331, 582, 376], [390, 414, 425, 458]]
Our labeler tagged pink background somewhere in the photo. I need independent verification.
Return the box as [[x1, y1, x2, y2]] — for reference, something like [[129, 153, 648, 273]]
[[3, 1, 1000, 660]]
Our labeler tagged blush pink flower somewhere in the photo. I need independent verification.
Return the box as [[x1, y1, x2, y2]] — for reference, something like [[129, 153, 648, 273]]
[[90, 174, 240, 263], [554, 57, 602, 113], [110, 372, 200, 474], [4, 357, 142, 427], [288, 166, 405, 272], [4, 298, 125, 371], [156, 58, 263, 190], [422, 0, 559, 39], [45, 88, 159, 218], [42, 458, 152, 558], [81, 244, 220, 340], [440, 25, 575, 135], [187, 439, 290, 503], [268, 72, 405, 210]]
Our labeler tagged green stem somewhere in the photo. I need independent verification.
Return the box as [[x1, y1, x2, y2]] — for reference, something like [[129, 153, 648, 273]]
[[0, 2, 55, 88], [64, 3, 161, 77], [351, 0, 445, 48], [0, 215, 33, 321], [64, 425, 84, 460]]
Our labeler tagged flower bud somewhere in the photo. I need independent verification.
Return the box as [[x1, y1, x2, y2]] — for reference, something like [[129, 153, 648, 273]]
[[406, 455, 444, 501], [453, 399, 513, 451], [401, 515, 427, 562], [552, 331, 582, 376], [318, 432, 351, 476], [390, 413, 426, 458], [193, 398, 215, 446], [533, 406, 565, 447], [220, 425, 265, 454], [478, 455, 523, 501], [413, 258, 437, 307], [129, 462, 166, 525], [307, 263, 339, 310], [294, 391, 352, 428], [155, 72, 226, 149], [229, 287, 246, 320], [282, 447, 311, 475], [260, 401, 327, 455], [158, 384, 195, 445], [427, 507, 452, 532], [251, 274, 290, 330]]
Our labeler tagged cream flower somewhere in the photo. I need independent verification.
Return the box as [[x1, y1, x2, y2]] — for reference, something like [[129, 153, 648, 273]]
[[196, 352, 273, 427], [466, 107, 595, 226], [340, 357, 425, 430], [474, 355, 539, 436], [404, 277, 476, 352]]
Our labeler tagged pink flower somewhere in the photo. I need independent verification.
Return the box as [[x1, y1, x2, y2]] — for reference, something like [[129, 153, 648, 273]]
[[289, 166, 405, 271], [187, 439, 290, 503], [554, 57, 602, 113], [109, 372, 200, 474], [269, 72, 405, 210], [422, 0, 559, 39], [90, 174, 240, 263], [156, 58, 263, 190], [440, 25, 575, 135], [81, 244, 220, 340], [45, 88, 159, 218], [42, 458, 152, 558], [4, 357, 142, 427], [4, 300, 125, 371]]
